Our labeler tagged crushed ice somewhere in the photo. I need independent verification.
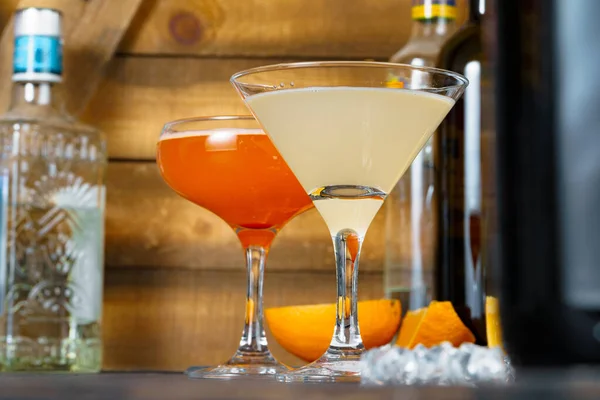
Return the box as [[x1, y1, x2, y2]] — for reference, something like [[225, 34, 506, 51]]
[[360, 342, 515, 386]]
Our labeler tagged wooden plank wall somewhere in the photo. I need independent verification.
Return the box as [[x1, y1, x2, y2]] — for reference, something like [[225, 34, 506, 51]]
[[0, 0, 467, 371]]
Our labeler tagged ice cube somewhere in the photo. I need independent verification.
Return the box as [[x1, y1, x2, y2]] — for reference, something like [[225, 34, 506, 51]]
[[360, 342, 515, 387]]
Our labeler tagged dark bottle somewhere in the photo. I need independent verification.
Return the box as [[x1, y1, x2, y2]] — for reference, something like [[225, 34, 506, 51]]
[[434, 0, 486, 345], [488, 0, 600, 365]]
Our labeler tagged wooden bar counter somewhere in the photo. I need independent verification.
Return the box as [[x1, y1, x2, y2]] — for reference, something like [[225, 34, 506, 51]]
[[1, 370, 600, 399]]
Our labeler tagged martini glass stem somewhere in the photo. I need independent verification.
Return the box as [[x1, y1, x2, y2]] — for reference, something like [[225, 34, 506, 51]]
[[329, 229, 365, 353]]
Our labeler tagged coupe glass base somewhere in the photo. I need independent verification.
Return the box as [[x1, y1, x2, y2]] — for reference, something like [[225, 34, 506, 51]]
[[276, 350, 363, 383], [187, 351, 288, 380]]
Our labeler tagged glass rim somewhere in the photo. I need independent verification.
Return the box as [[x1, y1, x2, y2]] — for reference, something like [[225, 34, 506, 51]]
[[230, 60, 469, 92], [162, 115, 256, 131]]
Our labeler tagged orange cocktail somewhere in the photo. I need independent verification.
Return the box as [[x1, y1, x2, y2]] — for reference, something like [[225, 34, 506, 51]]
[[157, 128, 312, 248], [156, 116, 312, 380]]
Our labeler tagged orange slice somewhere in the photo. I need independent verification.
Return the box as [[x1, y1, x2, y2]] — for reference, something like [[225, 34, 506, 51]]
[[396, 301, 476, 348], [396, 307, 427, 347], [265, 299, 401, 362], [485, 296, 504, 349]]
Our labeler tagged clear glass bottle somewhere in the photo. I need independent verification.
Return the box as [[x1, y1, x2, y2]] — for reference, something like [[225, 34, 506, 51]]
[[0, 8, 106, 372], [385, 0, 457, 313]]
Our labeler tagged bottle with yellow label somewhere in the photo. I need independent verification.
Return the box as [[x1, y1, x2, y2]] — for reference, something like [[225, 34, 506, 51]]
[[384, 0, 457, 314]]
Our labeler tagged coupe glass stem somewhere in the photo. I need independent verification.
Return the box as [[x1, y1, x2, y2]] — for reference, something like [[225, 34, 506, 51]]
[[237, 245, 269, 355], [190, 228, 287, 377], [329, 229, 365, 353]]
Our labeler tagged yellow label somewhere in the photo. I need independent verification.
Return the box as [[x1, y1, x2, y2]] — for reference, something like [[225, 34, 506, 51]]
[[485, 296, 504, 350], [385, 75, 405, 89], [412, 4, 457, 20]]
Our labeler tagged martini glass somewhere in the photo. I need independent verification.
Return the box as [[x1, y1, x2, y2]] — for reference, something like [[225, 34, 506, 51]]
[[156, 116, 313, 379], [231, 62, 467, 383]]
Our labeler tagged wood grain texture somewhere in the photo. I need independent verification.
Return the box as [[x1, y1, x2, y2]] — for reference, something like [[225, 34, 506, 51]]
[[103, 268, 384, 370], [118, 0, 468, 59], [106, 162, 388, 272], [81, 56, 284, 160], [0, 0, 86, 35], [0, 0, 18, 31], [62, 0, 143, 117]]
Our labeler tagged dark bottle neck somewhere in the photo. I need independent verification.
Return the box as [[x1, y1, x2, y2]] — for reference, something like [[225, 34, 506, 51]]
[[469, 0, 485, 23]]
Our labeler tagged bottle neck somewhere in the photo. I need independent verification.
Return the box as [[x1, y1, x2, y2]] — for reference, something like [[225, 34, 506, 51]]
[[409, 0, 457, 40], [9, 30, 64, 117], [7, 81, 65, 118], [468, 0, 484, 23], [408, 18, 456, 40]]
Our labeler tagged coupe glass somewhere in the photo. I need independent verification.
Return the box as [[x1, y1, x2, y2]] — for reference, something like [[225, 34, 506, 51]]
[[156, 116, 313, 379], [231, 62, 467, 383]]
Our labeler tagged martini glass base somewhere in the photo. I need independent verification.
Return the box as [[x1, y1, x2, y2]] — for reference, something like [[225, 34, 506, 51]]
[[187, 351, 288, 380], [276, 348, 363, 383]]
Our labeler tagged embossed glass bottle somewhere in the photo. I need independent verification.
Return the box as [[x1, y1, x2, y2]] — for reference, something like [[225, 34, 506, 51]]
[[0, 8, 106, 372]]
